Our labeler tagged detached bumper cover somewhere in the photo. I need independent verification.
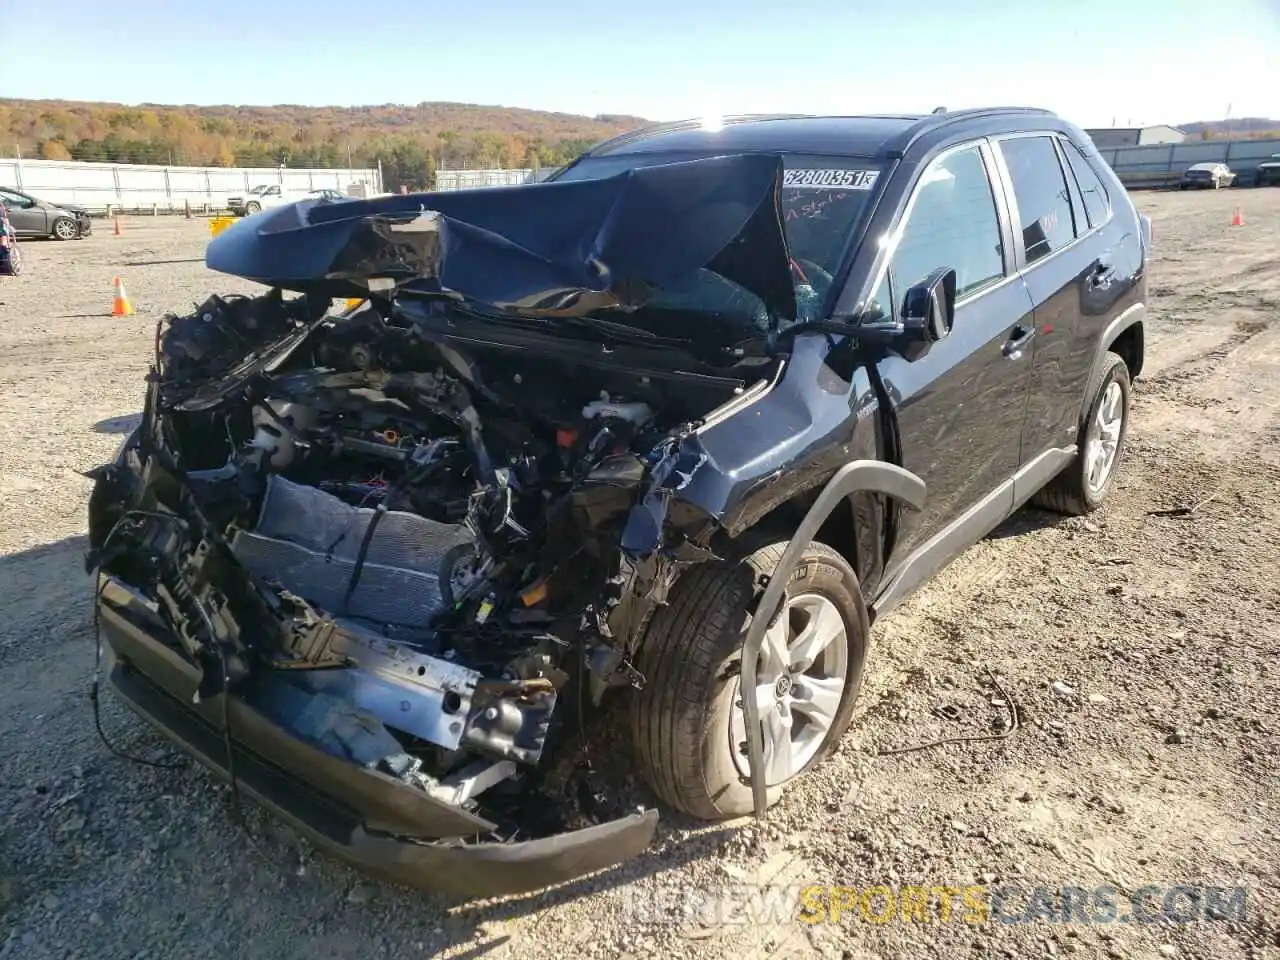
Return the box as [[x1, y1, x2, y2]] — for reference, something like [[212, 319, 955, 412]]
[[97, 580, 659, 898]]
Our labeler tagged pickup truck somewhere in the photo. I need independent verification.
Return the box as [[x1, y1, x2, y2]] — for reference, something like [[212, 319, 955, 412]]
[[227, 185, 349, 216], [87, 107, 1149, 898]]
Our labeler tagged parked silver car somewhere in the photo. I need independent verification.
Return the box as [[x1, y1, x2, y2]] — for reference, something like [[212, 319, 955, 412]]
[[0, 186, 92, 238], [1180, 162, 1235, 190], [1256, 154, 1280, 187]]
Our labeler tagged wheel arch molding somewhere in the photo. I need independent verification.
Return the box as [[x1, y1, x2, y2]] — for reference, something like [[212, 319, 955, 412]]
[[737, 459, 925, 818]]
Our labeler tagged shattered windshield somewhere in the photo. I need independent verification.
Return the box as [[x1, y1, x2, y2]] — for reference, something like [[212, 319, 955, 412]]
[[551, 152, 882, 332]]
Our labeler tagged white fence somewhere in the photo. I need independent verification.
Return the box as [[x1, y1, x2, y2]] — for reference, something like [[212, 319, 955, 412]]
[[434, 167, 555, 191], [0, 157, 382, 214]]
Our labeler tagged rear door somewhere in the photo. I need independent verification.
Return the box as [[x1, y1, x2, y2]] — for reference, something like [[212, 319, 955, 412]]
[[994, 132, 1142, 499], [0, 189, 47, 236], [871, 140, 1037, 581]]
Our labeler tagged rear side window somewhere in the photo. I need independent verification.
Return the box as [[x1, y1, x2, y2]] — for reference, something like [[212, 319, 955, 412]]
[[888, 144, 1005, 303], [1060, 138, 1110, 229], [999, 136, 1077, 264]]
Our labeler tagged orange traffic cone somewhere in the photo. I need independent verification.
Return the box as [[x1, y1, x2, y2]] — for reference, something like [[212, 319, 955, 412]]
[[113, 216, 122, 236], [1231, 207, 1245, 227], [111, 276, 135, 317]]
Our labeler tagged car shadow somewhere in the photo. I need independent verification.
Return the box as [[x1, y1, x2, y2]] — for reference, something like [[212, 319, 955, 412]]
[[0, 534, 93, 666], [122, 258, 204, 266], [0, 532, 752, 955], [0, 535, 90, 607], [984, 505, 1067, 541], [91, 413, 142, 435]]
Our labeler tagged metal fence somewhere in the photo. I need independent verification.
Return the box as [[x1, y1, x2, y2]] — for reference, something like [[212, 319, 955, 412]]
[[1094, 137, 1280, 189], [0, 158, 383, 213], [13, 143, 1274, 212], [433, 167, 555, 191]]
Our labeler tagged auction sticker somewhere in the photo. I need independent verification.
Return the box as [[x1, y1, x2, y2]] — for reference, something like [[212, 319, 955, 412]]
[[783, 169, 880, 190]]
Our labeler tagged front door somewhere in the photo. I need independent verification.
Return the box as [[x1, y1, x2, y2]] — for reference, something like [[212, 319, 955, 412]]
[[869, 141, 1037, 589], [0, 189, 46, 236]]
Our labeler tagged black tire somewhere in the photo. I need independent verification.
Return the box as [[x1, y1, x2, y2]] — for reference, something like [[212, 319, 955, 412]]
[[51, 217, 77, 241], [245, 201, 261, 215], [629, 538, 869, 820], [1, 243, 21, 276], [1032, 354, 1131, 515]]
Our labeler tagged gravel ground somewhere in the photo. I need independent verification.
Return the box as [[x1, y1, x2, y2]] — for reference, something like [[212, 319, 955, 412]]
[[2, 192, 1278, 960]]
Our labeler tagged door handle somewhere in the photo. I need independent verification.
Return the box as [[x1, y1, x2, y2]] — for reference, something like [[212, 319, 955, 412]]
[[1002, 325, 1035, 358]]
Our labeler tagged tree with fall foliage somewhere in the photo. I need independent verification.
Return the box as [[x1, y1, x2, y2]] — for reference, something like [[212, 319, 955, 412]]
[[2, 98, 643, 189], [38, 140, 73, 160]]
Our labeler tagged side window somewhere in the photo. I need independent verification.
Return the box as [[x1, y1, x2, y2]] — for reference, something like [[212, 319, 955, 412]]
[[888, 144, 1005, 304], [1060, 137, 1110, 229], [998, 135, 1077, 264], [1057, 142, 1086, 240], [267, 186, 281, 196], [0, 189, 32, 208]]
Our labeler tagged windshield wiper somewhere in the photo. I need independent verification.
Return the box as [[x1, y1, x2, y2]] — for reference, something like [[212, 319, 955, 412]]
[[544, 314, 664, 343]]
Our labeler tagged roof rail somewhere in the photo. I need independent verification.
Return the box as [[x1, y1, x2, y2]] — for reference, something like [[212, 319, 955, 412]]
[[889, 106, 1057, 157], [584, 106, 1059, 159]]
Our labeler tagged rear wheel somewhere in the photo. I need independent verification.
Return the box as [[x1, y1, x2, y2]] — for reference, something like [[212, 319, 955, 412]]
[[51, 217, 77, 240], [630, 539, 869, 819], [1032, 354, 1131, 515]]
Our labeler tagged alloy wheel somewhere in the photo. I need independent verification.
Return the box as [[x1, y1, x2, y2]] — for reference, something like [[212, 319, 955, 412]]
[[1086, 380, 1124, 495], [730, 592, 849, 786]]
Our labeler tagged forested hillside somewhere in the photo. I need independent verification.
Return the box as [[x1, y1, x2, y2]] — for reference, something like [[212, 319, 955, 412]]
[[0, 99, 649, 189]]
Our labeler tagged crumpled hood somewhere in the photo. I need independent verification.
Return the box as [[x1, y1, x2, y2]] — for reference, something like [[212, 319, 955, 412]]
[[206, 153, 797, 322]]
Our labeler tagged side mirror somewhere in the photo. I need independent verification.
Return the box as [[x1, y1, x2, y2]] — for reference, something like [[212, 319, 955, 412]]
[[901, 267, 956, 346], [854, 267, 957, 360]]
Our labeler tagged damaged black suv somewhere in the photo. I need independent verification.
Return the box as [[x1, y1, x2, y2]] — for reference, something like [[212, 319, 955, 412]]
[[87, 108, 1150, 897]]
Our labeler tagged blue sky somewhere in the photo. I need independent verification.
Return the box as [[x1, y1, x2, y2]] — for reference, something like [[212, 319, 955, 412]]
[[4, 0, 1278, 127]]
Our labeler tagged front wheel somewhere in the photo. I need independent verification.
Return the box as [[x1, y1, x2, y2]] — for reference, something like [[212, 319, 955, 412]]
[[244, 201, 261, 215], [630, 539, 869, 820], [0, 242, 21, 276], [1032, 354, 1131, 515], [51, 218, 77, 240]]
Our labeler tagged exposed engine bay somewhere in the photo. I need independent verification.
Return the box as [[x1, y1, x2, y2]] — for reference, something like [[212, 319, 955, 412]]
[[89, 288, 776, 833]]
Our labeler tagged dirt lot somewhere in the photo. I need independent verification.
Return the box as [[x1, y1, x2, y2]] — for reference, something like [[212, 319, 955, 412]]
[[2, 191, 1278, 960]]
